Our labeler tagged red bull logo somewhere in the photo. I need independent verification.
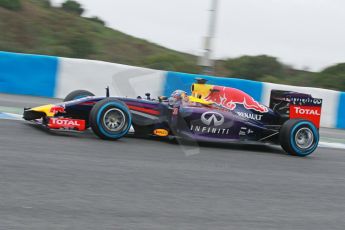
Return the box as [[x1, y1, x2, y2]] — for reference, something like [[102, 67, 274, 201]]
[[204, 86, 268, 113]]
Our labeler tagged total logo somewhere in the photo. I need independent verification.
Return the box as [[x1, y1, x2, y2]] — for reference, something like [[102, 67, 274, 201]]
[[293, 107, 321, 116], [51, 118, 81, 126], [289, 105, 322, 128], [190, 111, 230, 135], [48, 118, 86, 131]]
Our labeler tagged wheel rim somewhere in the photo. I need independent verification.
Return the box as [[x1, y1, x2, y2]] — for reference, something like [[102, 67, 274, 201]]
[[294, 127, 314, 150], [103, 108, 126, 132]]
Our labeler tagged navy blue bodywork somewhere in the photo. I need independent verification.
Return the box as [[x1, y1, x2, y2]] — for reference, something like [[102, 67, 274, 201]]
[[23, 88, 322, 146], [38, 95, 282, 144]]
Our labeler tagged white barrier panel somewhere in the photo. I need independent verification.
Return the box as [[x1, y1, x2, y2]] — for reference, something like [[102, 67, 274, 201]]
[[261, 83, 340, 128], [55, 58, 166, 99]]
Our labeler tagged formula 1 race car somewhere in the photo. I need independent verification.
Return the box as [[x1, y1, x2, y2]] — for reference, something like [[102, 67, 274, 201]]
[[23, 79, 323, 157]]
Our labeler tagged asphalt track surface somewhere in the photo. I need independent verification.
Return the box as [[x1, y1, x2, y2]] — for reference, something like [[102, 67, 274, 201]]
[[1, 94, 345, 230]]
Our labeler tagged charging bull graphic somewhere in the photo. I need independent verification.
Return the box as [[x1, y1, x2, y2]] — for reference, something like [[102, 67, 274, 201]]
[[204, 86, 268, 113]]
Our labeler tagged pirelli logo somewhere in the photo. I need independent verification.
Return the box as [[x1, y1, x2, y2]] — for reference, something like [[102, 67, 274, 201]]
[[153, 129, 169, 137]]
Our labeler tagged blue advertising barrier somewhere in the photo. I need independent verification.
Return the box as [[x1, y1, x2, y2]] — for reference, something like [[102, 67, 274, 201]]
[[337, 92, 345, 129], [0, 51, 58, 97], [164, 72, 264, 102]]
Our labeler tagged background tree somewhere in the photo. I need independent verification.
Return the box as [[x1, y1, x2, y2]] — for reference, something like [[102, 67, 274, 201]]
[[313, 63, 345, 90], [87, 16, 106, 26], [62, 0, 84, 15], [224, 55, 284, 80]]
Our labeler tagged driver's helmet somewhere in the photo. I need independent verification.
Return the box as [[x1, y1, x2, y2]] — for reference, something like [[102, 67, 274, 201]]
[[168, 90, 188, 106]]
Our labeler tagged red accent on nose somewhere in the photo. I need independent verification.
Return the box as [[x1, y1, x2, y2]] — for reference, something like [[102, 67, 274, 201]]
[[50, 106, 65, 114]]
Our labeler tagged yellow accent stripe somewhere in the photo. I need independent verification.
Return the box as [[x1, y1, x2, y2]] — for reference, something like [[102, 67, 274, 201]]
[[30, 104, 54, 117], [188, 96, 213, 105]]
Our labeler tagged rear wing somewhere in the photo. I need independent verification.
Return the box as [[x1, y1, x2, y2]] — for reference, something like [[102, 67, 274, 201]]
[[269, 90, 323, 128]]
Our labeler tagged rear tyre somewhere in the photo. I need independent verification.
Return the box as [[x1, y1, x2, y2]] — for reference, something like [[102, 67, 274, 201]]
[[280, 119, 319, 157], [63, 90, 95, 102], [89, 98, 131, 140]]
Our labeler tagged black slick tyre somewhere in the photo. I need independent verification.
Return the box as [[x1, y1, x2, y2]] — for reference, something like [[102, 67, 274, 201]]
[[63, 90, 95, 102], [279, 119, 319, 157], [89, 98, 132, 140]]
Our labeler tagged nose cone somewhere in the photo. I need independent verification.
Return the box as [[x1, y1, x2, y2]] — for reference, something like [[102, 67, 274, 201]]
[[28, 104, 55, 117], [23, 104, 54, 120]]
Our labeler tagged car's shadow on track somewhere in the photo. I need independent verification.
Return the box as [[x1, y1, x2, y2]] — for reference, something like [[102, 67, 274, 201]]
[[24, 123, 300, 157], [127, 134, 291, 157], [24, 123, 96, 139], [171, 138, 289, 156]]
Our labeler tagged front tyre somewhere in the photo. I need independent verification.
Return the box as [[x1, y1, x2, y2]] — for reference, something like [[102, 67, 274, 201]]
[[63, 90, 95, 102], [89, 98, 132, 140], [280, 119, 319, 157]]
